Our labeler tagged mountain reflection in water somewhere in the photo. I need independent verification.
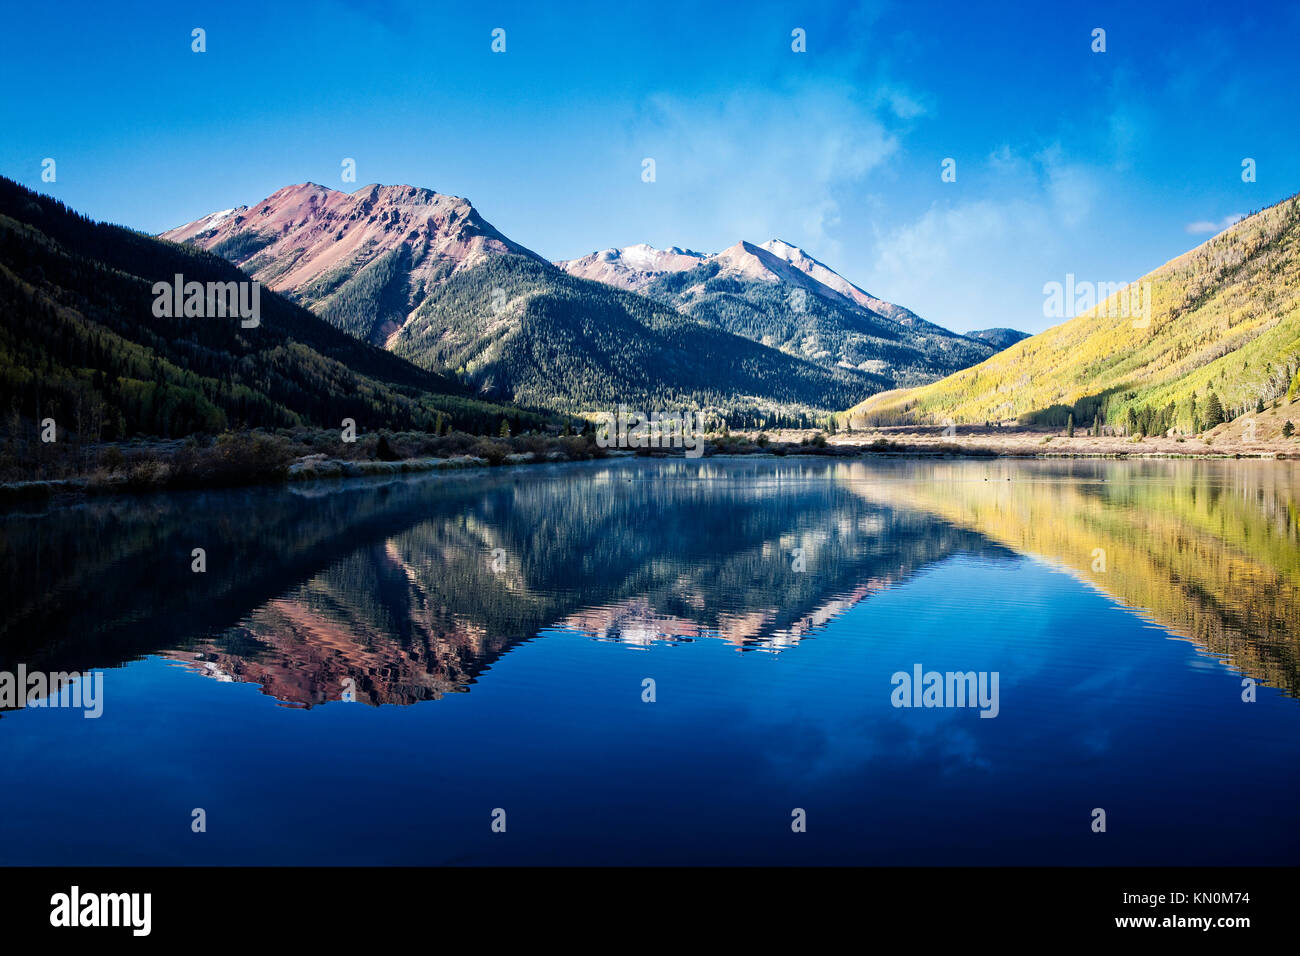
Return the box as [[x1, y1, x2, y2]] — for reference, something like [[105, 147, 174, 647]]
[[3, 458, 1297, 709]]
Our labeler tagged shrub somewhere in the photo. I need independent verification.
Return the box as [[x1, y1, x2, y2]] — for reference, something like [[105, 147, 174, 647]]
[[375, 433, 401, 461], [172, 433, 295, 487], [559, 436, 594, 460], [470, 440, 510, 466], [101, 446, 126, 472], [515, 434, 551, 457], [123, 458, 172, 489]]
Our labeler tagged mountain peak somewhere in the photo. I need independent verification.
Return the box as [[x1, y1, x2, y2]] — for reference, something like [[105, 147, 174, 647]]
[[754, 237, 928, 326], [557, 243, 709, 290], [160, 180, 547, 344], [761, 238, 804, 254], [556, 237, 934, 331]]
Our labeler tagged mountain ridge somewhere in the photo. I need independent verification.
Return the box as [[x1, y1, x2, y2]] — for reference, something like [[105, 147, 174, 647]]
[[558, 237, 996, 386], [161, 182, 924, 416], [0, 175, 536, 444], [556, 237, 934, 328], [848, 193, 1300, 432]]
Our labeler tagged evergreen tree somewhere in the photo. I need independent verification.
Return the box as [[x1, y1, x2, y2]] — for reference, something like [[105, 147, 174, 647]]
[[1204, 392, 1226, 427]]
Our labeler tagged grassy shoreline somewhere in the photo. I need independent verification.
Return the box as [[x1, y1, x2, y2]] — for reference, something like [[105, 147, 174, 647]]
[[2, 424, 1296, 503]]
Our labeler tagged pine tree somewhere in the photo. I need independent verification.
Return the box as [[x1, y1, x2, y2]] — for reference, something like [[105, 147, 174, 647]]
[[1067, 412, 1075, 437], [1204, 392, 1226, 428]]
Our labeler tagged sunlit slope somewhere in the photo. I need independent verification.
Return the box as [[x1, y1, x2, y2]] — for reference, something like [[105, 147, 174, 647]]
[[850, 195, 1300, 429], [846, 461, 1300, 695]]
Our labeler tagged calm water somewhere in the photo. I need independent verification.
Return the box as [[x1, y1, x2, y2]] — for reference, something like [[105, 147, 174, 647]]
[[1, 457, 1298, 865]]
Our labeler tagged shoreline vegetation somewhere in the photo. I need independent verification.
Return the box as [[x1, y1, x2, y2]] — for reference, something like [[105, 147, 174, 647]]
[[3, 415, 1297, 502]]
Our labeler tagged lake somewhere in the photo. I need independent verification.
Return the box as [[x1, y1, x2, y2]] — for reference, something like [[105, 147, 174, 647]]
[[2, 457, 1298, 865]]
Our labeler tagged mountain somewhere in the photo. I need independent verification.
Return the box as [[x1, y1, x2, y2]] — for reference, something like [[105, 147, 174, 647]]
[[558, 238, 934, 322], [755, 239, 930, 326], [849, 194, 1300, 432], [387, 247, 880, 416], [161, 182, 549, 347], [965, 327, 1031, 351], [0, 176, 535, 443], [621, 239, 997, 388], [557, 243, 709, 291], [164, 184, 886, 419]]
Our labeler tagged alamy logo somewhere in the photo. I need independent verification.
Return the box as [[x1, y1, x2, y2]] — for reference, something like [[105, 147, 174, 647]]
[[0, 666, 103, 718], [1042, 274, 1152, 328], [50, 886, 150, 936], [152, 274, 260, 328], [595, 405, 707, 458], [890, 664, 1000, 718]]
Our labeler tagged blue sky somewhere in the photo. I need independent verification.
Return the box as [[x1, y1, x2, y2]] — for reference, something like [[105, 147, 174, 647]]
[[2, 0, 1297, 333]]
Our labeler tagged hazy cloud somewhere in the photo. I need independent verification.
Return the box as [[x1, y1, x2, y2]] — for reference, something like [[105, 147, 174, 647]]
[[866, 147, 1109, 332], [630, 83, 901, 258], [1185, 214, 1244, 235]]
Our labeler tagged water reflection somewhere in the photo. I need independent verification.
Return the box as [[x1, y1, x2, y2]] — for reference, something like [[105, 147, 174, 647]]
[[845, 459, 1300, 695], [3, 457, 1298, 709]]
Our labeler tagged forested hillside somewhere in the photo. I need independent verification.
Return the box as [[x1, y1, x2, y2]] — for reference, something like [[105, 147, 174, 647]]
[[0, 177, 542, 442], [850, 194, 1300, 434], [390, 251, 885, 421], [643, 258, 995, 389]]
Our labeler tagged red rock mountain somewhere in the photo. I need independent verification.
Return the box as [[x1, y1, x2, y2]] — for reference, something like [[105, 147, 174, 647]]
[[161, 182, 545, 345]]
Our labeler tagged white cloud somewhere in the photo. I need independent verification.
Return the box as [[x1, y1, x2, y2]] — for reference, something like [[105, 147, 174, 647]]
[[1035, 144, 1102, 229], [876, 86, 928, 120], [868, 197, 1061, 332], [630, 84, 900, 259], [864, 148, 1109, 332], [1185, 214, 1244, 235]]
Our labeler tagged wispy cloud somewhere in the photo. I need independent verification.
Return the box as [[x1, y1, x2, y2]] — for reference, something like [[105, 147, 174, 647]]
[[868, 196, 1060, 331], [628, 82, 902, 258], [1185, 214, 1244, 235], [865, 147, 1108, 332]]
